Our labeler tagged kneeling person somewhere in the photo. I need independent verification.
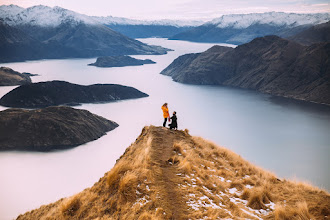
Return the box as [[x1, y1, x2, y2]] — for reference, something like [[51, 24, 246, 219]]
[[169, 111, 178, 130]]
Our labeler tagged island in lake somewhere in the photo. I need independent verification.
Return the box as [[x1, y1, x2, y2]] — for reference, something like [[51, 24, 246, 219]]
[[0, 80, 149, 108], [0, 67, 32, 86], [88, 55, 156, 67], [0, 106, 118, 151]]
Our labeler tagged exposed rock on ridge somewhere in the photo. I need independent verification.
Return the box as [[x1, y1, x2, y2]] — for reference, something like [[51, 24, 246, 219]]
[[0, 80, 149, 108], [0, 106, 118, 151], [161, 36, 330, 105]]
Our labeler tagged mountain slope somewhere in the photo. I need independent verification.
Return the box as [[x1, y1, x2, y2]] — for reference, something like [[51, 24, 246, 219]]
[[0, 20, 48, 62], [289, 21, 330, 45], [0, 106, 118, 151], [17, 126, 329, 219], [161, 35, 330, 105], [170, 12, 330, 44], [0, 5, 168, 62]]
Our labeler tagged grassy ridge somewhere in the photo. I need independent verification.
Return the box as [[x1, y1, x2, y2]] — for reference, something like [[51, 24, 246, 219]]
[[17, 126, 329, 219]]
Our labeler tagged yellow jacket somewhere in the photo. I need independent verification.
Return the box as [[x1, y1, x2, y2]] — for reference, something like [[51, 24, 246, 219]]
[[162, 106, 169, 118]]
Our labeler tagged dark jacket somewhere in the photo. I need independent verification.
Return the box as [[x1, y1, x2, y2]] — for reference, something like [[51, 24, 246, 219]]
[[169, 114, 177, 129]]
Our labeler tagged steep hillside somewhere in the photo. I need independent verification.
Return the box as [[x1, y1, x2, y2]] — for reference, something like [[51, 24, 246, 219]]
[[0, 66, 31, 86], [0, 21, 47, 62], [17, 126, 329, 219], [289, 21, 330, 45], [161, 36, 330, 105], [0, 106, 118, 151], [170, 12, 330, 44], [0, 5, 168, 62], [0, 80, 149, 108]]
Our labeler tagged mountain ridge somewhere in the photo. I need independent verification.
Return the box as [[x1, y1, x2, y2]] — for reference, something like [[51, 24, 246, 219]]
[[289, 21, 330, 45], [16, 126, 330, 219]]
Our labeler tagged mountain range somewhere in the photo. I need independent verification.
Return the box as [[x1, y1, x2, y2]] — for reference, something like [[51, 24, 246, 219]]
[[92, 16, 204, 38], [0, 5, 168, 62], [170, 12, 330, 44], [161, 35, 330, 105], [2, 5, 329, 45]]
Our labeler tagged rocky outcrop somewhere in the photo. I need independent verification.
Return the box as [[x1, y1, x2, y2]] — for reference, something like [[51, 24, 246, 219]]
[[0, 66, 32, 86], [161, 36, 330, 105], [16, 126, 330, 219], [289, 21, 330, 46], [88, 56, 155, 67], [0, 80, 149, 108], [0, 106, 118, 151]]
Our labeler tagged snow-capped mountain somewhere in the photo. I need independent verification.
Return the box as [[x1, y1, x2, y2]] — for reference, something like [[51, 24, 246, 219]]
[[0, 4, 205, 38], [0, 4, 99, 27], [0, 4, 24, 19], [170, 12, 330, 44], [0, 5, 169, 63], [209, 12, 330, 29], [92, 16, 204, 38], [92, 16, 204, 27]]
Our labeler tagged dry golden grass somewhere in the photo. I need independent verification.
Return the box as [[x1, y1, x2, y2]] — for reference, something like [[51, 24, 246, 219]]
[[17, 126, 329, 220]]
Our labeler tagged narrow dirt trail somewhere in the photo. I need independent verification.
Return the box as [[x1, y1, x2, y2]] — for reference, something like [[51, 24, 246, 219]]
[[148, 127, 190, 219]]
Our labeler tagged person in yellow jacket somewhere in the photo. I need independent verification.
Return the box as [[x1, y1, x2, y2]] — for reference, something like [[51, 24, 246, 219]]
[[161, 103, 170, 127]]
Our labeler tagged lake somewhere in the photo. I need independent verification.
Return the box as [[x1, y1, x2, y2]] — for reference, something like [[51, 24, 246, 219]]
[[0, 38, 329, 219]]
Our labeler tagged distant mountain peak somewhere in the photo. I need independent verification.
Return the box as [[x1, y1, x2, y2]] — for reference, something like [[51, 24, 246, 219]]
[[208, 12, 330, 29], [170, 12, 330, 44], [0, 4, 99, 27], [92, 16, 204, 27], [0, 4, 204, 28]]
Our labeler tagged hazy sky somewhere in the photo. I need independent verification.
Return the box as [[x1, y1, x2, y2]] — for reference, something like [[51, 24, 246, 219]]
[[1, 0, 329, 20]]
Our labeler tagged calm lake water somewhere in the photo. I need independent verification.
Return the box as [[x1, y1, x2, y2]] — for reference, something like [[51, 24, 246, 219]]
[[0, 38, 329, 219]]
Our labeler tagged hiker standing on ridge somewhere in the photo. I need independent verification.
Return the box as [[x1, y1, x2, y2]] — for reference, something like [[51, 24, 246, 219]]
[[161, 103, 170, 127]]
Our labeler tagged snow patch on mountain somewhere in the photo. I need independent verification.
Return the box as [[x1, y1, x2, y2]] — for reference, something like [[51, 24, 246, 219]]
[[0, 5, 99, 27], [0, 4, 203, 28], [0, 4, 24, 18], [209, 12, 330, 29], [92, 16, 204, 27]]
